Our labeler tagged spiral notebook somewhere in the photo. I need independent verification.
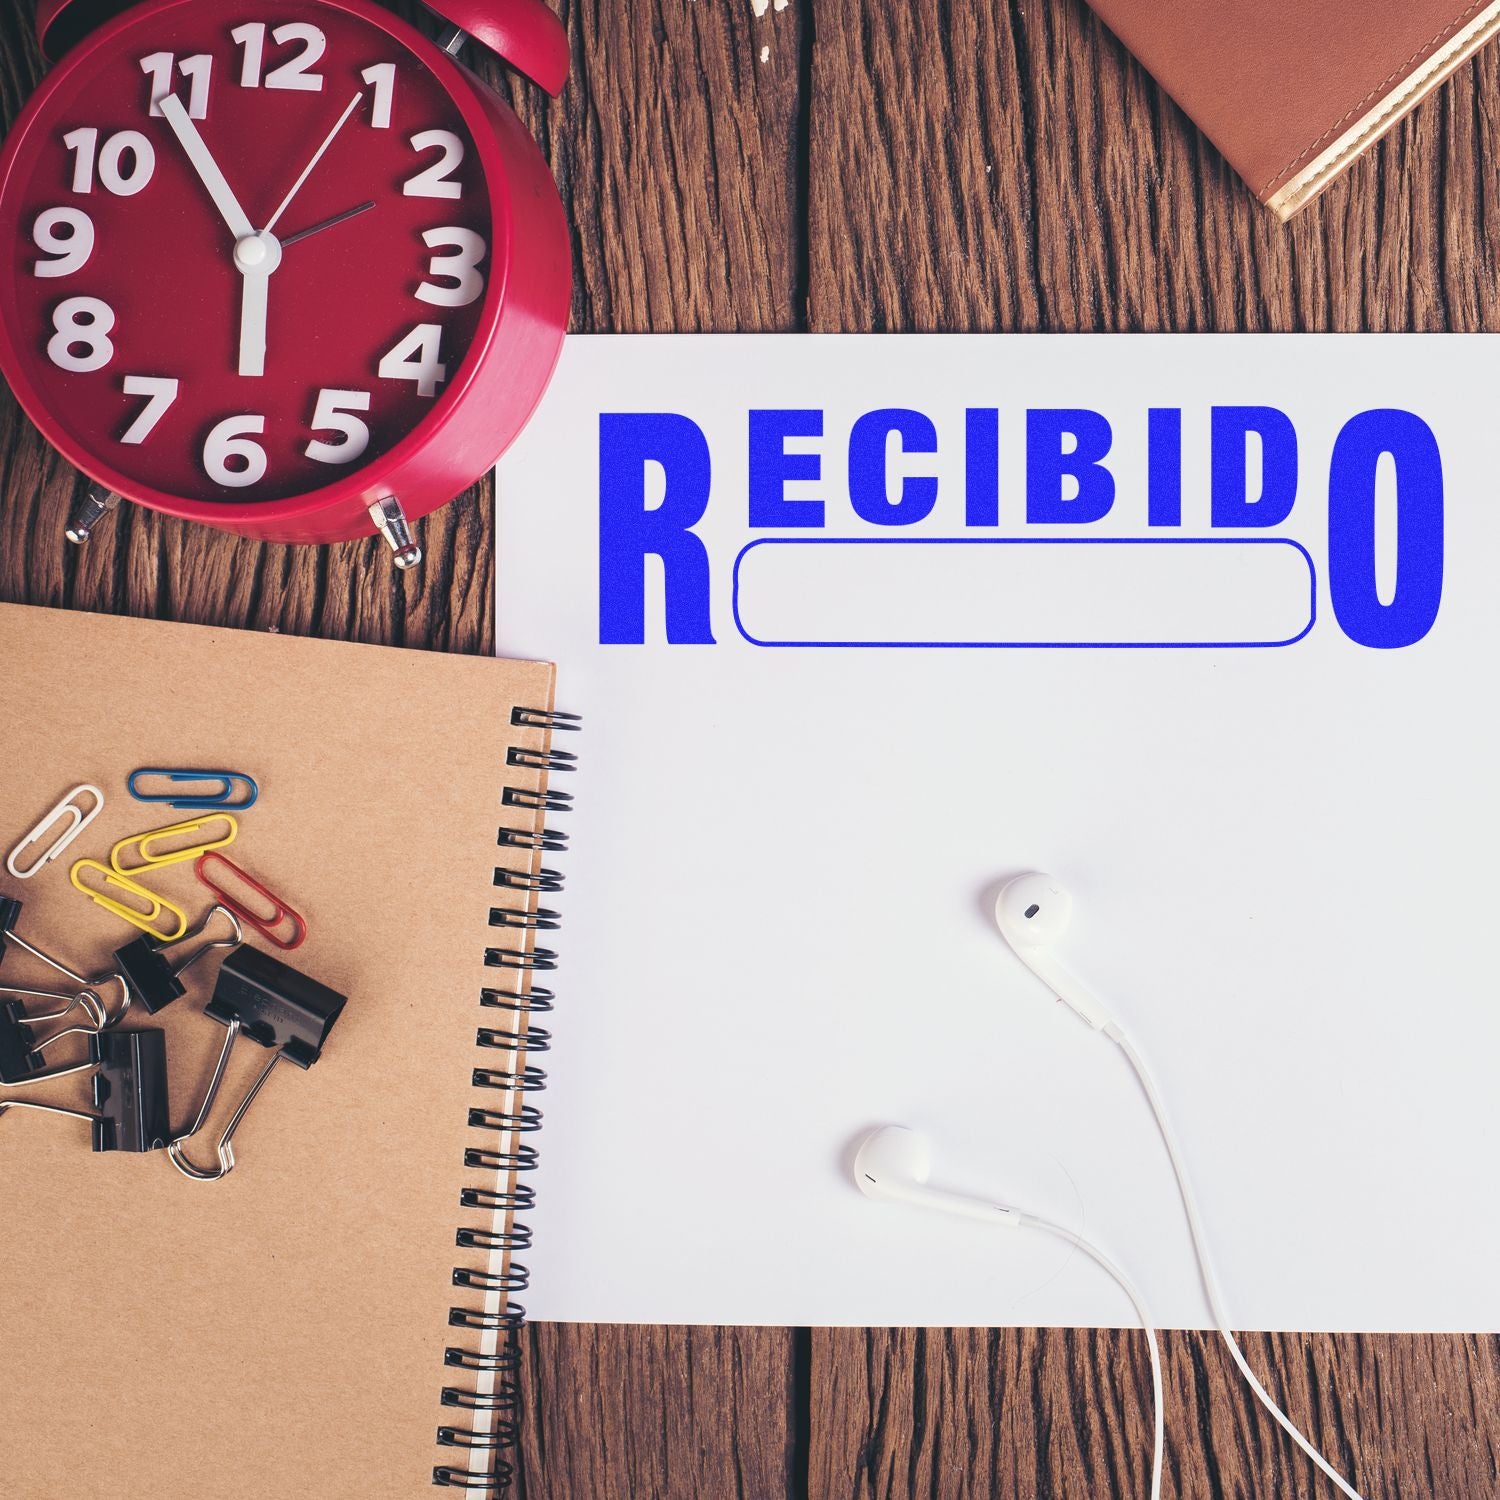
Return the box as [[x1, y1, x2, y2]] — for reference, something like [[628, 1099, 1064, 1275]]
[[0, 603, 572, 1498]]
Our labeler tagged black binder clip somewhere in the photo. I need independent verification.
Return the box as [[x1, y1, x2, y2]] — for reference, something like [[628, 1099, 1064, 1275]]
[[167, 946, 346, 1182], [111, 904, 243, 1018], [0, 985, 113, 1083], [0, 1028, 170, 1152], [1, 896, 136, 1080]]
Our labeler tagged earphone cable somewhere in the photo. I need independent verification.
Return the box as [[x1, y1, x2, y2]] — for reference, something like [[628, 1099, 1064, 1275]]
[[1107, 1024, 1366, 1500], [1021, 1212, 1163, 1500]]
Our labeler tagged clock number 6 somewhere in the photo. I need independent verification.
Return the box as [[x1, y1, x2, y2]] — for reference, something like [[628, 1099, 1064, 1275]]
[[306, 389, 371, 465], [204, 415, 268, 488], [47, 297, 115, 374]]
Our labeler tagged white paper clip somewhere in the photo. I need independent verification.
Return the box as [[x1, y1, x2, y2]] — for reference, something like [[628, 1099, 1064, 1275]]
[[5, 785, 105, 880]]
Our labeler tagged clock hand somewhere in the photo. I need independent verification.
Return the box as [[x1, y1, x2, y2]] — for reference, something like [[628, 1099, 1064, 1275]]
[[234, 196, 375, 378], [234, 232, 281, 379], [159, 92, 281, 380], [158, 93, 255, 242], [280, 200, 377, 249], [263, 90, 366, 237]]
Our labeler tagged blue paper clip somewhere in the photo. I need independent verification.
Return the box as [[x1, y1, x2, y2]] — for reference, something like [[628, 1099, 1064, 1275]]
[[127, 768, 259, 812]]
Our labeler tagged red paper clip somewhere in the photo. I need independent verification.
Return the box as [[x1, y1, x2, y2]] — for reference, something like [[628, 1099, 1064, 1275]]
[[193, 852, 307, 951]]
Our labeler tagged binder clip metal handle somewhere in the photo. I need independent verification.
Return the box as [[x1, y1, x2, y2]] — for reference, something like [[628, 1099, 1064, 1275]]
[[0, 895, 90, 986], [167, 946, 346, 1183], [0, 984, 117, 1082], [0, 898, 122, 1080], [166, 1016, 281, 1182]]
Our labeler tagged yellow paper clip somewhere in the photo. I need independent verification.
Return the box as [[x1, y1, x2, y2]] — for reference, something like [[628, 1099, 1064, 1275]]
[[109, 814, 238, 876], [69, 860, 189, 943]]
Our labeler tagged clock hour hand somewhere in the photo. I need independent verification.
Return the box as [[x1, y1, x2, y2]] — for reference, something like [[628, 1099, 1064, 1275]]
[[158, 94, 254, 242], [233, 232, 281, 379]]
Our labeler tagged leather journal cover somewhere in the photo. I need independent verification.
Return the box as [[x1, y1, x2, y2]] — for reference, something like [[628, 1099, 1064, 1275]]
[[1084, 0, 1500, 217]]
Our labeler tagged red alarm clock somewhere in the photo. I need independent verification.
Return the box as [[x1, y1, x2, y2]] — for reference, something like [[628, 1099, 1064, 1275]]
[[0, 0, 570, 566]]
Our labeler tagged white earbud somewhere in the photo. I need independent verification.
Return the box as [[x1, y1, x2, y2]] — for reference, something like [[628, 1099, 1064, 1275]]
[[991, 873, 1369, 1500], [993, 872, 1113, 1031], [853, 1126, 1019, 1225]]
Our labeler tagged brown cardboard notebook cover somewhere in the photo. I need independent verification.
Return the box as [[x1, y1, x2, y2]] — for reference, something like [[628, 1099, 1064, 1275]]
[[0, 604, 559, 1499], [1084, 0, 1500, 217]]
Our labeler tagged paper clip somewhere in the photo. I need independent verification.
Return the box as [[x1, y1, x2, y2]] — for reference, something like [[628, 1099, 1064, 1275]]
[[111, 905, 243, 1017], [194, 852, 307, 951], [168, 946, 346, 1182], [128, 768, 258, 811], [109, 814, 238, 876], [5, 785, 104, 880], [69, 860, 188, 943], [0, 1029, 171, 1152]]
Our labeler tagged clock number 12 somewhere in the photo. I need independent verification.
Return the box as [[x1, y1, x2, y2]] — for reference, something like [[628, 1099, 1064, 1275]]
[[231, 23, 327, 91]]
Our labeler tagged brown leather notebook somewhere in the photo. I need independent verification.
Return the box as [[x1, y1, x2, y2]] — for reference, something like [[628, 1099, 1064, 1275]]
[[1084, 0, 1500, 217], [0, 605, 567, 1498]]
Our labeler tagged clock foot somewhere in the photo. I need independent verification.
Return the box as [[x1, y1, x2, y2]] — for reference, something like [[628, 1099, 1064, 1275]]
[[65, 486, 121, 546], [368, 497, 423, 570]]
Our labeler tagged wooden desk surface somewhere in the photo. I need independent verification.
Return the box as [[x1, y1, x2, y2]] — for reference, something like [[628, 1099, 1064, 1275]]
[[4, 3, 1498, 1495]]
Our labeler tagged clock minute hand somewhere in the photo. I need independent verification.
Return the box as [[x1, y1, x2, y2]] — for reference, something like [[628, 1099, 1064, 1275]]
[[263, 90, 366, 237], [158, 94, 254, 242]]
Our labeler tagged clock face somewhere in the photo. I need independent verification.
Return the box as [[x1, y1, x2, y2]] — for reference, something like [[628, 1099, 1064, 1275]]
[[0, 0, 497, 507]]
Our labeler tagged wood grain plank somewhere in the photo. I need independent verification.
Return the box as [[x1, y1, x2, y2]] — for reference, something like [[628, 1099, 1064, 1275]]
[[520, 1323, 798, 1500], [813, 1329, 1500, 1499], [807, 0, 1500, 334], [494, 0, 805, 334]]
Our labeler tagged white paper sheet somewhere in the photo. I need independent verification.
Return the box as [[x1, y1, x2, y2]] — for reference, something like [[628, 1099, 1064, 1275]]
[[496, 334, 1499, 1330]]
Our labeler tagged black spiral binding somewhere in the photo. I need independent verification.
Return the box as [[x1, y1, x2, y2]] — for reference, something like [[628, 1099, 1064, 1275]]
[[433, 706, 581, 1494]]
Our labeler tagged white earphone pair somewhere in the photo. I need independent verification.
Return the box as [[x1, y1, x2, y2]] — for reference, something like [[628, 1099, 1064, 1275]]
[[853, 872, 1368, 1500]]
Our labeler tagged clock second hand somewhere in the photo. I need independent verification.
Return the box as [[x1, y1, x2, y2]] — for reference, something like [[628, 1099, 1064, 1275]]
[[280, 200, 377, 249]]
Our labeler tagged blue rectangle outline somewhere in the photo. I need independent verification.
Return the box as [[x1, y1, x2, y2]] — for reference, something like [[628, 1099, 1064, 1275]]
[[731, 537, 1317, 649]]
